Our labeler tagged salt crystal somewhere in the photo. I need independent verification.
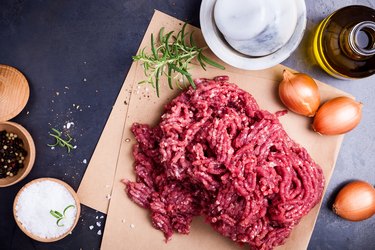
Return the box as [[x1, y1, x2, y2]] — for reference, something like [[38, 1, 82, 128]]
[[96, 216, 99, 219], [89, 225, 94, 230], [100, 216, 104, 219], [83, 159, 87, 164], [83, 78, 87, 82], [130, 224, 135, 229], [15, 180, 77, 239], [97, 230, 102, 235], [66, 122, 74, 129], [96, 221, 101, 227]]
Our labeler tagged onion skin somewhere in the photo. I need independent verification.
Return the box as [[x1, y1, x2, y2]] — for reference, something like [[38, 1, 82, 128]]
[[333, 181, 375, 221], [278, 69, 320, 117], [312, 96, 362, 135]]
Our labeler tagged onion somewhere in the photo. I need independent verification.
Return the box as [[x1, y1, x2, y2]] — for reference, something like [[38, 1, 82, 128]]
[[333, 181, 375, 221], [312, 96, 362, 135], [278, 69, 320, 117]]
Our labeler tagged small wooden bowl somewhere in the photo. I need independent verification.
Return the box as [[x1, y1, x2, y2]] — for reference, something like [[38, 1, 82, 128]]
[[0, 122, 36, 187], [0, 64, 30, 121], [13, 178, 81, 242]]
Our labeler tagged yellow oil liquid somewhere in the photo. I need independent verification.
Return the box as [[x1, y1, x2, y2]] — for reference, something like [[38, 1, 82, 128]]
[[313, 5, 375, 79]]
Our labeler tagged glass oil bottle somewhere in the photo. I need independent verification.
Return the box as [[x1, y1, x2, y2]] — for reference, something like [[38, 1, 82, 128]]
[[313, 5, 375, 79]]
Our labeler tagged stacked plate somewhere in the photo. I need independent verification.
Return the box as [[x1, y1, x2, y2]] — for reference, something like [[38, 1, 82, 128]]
[[200, 0, 307, 70]]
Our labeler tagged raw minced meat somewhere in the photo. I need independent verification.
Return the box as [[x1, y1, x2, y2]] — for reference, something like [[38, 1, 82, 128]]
[[124, 76, 325, 250]]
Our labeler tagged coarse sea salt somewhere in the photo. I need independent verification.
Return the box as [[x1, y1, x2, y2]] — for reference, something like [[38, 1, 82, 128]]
[[15, 180, 77, 239]]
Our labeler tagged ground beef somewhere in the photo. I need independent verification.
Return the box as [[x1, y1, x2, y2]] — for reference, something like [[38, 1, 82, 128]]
[[124, 76, 325, 250]]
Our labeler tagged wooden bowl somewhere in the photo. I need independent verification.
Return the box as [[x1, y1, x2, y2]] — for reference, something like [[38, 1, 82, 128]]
[[0, 122, 36, 187], [0, 64, 30, 121], [13, 178, 81, 242]]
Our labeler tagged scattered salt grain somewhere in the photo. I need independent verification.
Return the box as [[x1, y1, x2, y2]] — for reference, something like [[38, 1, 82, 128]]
[[130, 224, 135, 229], [121, 219, 126, 223], [89, 225, 94, 230], [96, 221, 101, 227], [96, 216, 99, 219], [125, 138, 131, 142], [15, 180, 77, 239], [97, 230, 102, 235], [83, 159, 87, 164], [100, 216, 104, 219], [66, 122, 74, 129], [83, 78, 87, 82]]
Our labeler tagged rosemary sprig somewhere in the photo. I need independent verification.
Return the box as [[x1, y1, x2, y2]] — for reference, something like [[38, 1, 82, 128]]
[[132, 23, 225, 97], [50, 205, 75, 227], [47, 128, 74, 153]]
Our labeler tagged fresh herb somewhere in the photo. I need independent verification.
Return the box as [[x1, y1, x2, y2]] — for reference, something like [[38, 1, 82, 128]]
[[132, 23, 225, 97], [47, 128, 74, 153], [50, 205, 75, 227]]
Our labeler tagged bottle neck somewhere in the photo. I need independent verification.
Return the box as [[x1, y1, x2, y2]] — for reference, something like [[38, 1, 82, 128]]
[[347, 21, 375, 58]]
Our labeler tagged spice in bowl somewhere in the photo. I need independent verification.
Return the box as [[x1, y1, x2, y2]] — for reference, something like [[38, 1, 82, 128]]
[[0, 130, 27, 178], [14, 178, 80, 241]]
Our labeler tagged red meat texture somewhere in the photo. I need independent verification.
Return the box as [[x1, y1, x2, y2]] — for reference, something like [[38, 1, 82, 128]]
[[124, 76, 325, 250]]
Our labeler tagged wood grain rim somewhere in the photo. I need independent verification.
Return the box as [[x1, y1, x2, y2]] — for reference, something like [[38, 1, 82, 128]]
[[13, 178, 81, 242], [0, 64, 30, 122], [0, 121, 36, 187]]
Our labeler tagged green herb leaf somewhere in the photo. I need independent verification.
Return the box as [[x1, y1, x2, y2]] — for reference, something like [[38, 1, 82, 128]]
[[199, 52, 225, 70], [50, 210, 62, 219], [50, 205, 75, 227], [56, 218, 64, 227], [63, 205, 75, 216], [47, 128, 75, 153], [132, 23, 225, 96]]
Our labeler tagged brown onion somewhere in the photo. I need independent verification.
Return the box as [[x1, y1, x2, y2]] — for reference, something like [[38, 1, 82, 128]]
[[278, 69, 320, 117], [312, 96, 362, 135], [333, 181, 375, 221]]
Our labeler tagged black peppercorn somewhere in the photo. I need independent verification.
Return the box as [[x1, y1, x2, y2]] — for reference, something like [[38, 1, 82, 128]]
[[0, 130, 28, 178]]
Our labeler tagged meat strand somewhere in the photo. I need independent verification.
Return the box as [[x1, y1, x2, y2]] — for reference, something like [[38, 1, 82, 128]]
[[125, 76, 325, 250]]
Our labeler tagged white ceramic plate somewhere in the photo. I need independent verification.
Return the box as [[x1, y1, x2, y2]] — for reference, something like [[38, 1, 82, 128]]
[[200, 0, 307, 70]]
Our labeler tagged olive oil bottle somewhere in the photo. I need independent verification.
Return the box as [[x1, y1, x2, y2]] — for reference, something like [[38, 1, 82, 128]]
[[313, 5, 375, 79]]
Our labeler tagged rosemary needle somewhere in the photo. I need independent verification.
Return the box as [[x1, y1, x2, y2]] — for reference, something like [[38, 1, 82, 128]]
[[47, 128, 74, 153], [133, 23, 225, 97], [50, 205, 75, 227]]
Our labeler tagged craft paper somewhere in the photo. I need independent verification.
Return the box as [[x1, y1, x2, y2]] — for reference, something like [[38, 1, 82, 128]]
[[78, 10, 349, 250]]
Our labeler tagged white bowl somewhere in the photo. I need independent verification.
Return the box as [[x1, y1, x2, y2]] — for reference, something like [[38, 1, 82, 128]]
[[200, 0, 307, 70]]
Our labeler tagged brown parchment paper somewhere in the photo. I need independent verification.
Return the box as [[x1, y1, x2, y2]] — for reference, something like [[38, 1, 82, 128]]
[[91, 10, 351, 250]]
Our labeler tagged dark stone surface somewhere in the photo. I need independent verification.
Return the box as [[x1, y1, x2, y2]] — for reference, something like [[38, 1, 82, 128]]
[[0, 0, 374, 249]]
